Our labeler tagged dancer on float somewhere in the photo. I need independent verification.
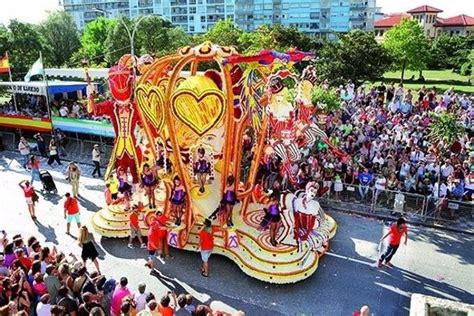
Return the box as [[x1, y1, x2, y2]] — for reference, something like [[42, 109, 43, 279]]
[[170, 176, 186, 226], [141, 163, 158, 209], [194, 147, 210, 193], [156, 142, 172, 173], [222, 175, 237, 227], [260, 192, 281, 246], [118, 167, 132, 211]]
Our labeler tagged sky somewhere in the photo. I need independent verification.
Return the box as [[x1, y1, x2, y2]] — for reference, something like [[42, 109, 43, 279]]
[[0, 0, 473, 26]]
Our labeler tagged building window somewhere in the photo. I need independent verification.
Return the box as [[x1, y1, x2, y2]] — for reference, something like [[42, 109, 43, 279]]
[[189, 7, 196, 13], [190, 26, 195, 32]]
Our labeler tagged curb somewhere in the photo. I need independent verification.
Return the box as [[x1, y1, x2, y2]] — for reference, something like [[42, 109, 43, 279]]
[[325, 205, 474, 236]]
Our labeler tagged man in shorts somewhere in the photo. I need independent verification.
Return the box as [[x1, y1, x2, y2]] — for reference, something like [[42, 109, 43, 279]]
[[63, 193, 81, 235], [199, 219, 215, 277], [128, 205, 146, 249]]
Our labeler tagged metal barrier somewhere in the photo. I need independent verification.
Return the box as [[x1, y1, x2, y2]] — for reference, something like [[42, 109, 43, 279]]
[[0, 132, 16, 151], [424, 197, 473, 231], [1, 130, 113, 166], [320, 182, 474, 234]]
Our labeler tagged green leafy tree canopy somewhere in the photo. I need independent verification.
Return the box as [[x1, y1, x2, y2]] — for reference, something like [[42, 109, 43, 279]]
[[428, 112, 464, 148], [383, 19, 430, 82], [39, 11, 80, 67], [73, 17, 117, 66], [315, 30, 391, 87], [204, 19, 243, 47]]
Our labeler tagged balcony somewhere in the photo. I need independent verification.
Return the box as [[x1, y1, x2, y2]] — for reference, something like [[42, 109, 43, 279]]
[[350, 14, 366, 20]]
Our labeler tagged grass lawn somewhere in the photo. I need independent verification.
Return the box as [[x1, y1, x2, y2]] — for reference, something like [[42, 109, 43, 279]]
[[381, 69, 474, 94]]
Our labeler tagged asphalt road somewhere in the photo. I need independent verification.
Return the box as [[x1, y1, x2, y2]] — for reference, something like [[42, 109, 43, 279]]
[[1, 151, 473, 315]]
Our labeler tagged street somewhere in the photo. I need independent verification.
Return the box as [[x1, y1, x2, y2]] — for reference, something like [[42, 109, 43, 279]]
[[1, 151, 473, 316]]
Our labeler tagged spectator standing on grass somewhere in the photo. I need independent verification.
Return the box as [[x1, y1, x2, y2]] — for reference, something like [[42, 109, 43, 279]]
[[34, 133, 48, 158], [18, 136, 30, 168], [378, 217, 408, 268], [64, 193, 81, 235], [92, 144, 102, 178], [48, 139, 62, 166]]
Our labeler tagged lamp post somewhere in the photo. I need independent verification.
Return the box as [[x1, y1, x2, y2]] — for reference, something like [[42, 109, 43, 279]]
[[93, 8, 146, 95]]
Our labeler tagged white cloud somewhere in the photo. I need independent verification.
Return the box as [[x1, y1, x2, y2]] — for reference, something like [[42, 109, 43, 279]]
[[0, 0, 60, 26]]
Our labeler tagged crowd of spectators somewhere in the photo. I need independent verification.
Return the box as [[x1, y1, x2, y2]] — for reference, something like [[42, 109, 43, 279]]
[[51, 99, 110, 123], [260, 83, 474, 209], [0, 95, 110, 123], [0, 96, 48, 118], [0, 231, 233, 316]]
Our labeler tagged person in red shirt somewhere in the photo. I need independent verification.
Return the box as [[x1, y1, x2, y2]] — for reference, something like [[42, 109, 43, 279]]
[[378, 217, 408, 268], [146, 211, 171, 269], [19, 180, 37, 220], [127, 205, 146, 249], [14, 248, 32, 272], [199, 219, 215, 277], [63, 193, 81, 235], [158, 293, 177, 316]]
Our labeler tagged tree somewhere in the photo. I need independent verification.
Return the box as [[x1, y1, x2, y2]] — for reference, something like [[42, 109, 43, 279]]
[[166, 27, 192, 53], [270, 24, 322, 52], [39, 11, 80, 67], [383, 19, 430, 83], [104, 16, 133, 65], [0, 25, 9, 56], [315, 30, 391, 87], [135, 15, 173, 56], [428, 112, 464, 148], [7, 20, 43, 80], [311, 86, 341, 113], [238, 25, 275, 54], [72, 17, 117, 66], [429, 34, 473, 71], [204, 19, 243, 47]]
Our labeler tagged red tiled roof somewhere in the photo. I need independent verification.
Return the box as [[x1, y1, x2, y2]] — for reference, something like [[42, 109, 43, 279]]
[[407, 5, 443, 13], [435, 14, 474, 27], [374, 14, 410, 28]]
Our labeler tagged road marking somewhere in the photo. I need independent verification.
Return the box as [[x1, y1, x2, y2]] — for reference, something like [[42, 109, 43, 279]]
[[326, 251, 375, 266]]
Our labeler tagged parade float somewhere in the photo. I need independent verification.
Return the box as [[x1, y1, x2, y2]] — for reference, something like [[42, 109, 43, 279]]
[[90, 42, 338, 283]]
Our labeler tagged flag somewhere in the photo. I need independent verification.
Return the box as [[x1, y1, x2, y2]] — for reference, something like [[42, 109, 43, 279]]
[[24, 57, 44, 82], [0, 54, 9, 74]]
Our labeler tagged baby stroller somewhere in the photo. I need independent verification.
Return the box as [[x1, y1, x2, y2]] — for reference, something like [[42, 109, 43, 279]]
[[39, 170, 58, 194]]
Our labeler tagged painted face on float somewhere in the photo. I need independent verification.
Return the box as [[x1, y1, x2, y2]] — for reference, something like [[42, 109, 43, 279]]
[[305, 184, 318, 201], [108, 64, 133, 103]]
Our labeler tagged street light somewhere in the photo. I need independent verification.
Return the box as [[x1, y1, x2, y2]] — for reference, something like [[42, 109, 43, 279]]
[[93, 8, 146, 59], [93, 8, 147, 96]]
